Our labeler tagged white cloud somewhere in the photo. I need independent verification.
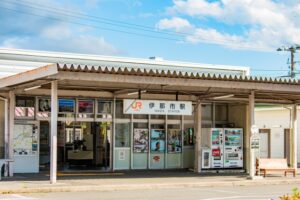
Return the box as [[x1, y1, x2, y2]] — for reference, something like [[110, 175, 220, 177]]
[[0, 0, 121, 55], [160, 0, 300, 51], [156, 17, 194, 32]]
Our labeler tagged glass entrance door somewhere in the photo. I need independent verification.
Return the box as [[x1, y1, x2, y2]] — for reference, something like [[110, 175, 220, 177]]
[[95, 122, 111, 169]]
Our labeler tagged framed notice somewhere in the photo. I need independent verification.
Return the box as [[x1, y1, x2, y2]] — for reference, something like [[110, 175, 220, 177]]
[[78, 100, 94, 113], [58, 99, 75, 113]]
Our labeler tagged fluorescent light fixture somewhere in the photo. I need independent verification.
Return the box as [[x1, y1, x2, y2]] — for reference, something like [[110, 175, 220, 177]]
[[212, 94, 234, 100], [127, 90, 147, 96], [24, 85, 41, 91]]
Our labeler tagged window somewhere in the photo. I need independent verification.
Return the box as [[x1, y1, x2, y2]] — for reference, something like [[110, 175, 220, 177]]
[[78, 100, 94, 114], [15, 96, 35, 118], [116, 100, 130, 119], [58, 99, 75, 113], [115, 123, 130, 147], [98, 101, 112, 114]]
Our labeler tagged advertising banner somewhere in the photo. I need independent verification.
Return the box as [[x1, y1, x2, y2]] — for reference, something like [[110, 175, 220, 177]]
[[123, 99, 192, 115]]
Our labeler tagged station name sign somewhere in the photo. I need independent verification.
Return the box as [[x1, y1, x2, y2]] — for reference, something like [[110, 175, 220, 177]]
[[123, 99, 192, 115]]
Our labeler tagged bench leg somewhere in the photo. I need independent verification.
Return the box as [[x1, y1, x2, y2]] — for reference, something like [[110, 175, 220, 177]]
[[285, 171, 287, 177], [264, 170, 266, 177]]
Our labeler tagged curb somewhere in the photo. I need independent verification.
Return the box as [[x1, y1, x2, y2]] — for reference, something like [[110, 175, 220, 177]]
[[1, 179, 300, 194]]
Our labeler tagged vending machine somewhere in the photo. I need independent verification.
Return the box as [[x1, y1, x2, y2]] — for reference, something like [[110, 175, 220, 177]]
[[201, 128, 243, 169], [223, 128, 243, 168], [201, 128, 224, 168]]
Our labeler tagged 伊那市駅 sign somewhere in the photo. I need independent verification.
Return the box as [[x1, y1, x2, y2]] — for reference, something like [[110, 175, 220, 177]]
[[123, 99, 192, 115]]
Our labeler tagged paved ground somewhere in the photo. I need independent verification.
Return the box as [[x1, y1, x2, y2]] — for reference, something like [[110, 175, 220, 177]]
[[1, 170, 299, 195], [0, 184, 299, 200]]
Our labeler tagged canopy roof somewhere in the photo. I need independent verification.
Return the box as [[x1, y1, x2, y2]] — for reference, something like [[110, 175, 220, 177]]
[[0, 63, 300, 104]]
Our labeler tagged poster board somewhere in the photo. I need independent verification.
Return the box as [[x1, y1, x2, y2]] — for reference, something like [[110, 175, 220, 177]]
[[167, 129, 182, 153], [150, 129, 165, 152], [133, 129, 149, 153]]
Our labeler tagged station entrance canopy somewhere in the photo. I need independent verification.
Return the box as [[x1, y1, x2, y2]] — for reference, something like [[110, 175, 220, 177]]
[[0, 63, 300, 103]]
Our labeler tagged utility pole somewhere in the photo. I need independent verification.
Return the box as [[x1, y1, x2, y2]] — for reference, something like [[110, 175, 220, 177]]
[[277, 45, 300, 78]]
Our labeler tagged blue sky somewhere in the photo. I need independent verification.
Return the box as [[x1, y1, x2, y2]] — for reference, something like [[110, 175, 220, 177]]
[[1, 0, 300, 77]]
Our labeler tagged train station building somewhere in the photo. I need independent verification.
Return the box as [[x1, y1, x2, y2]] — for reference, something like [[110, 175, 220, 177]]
[[0, 48, 299, 183]]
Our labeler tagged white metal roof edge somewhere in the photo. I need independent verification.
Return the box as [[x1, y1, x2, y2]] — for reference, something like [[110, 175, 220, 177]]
[[0, 48, 250, 75], [0, 64, 58, 88]]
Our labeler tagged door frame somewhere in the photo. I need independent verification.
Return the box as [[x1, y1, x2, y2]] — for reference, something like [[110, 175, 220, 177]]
[[259, 129, 271, 158]]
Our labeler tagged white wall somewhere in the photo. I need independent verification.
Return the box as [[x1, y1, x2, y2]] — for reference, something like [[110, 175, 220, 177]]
[[255, 108, 300, 161]]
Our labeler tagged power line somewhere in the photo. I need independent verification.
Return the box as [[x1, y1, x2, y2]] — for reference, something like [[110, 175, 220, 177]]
[[0, 0, 272, 51], [1, 0, 189, 38], [0, 5, 181, 42]]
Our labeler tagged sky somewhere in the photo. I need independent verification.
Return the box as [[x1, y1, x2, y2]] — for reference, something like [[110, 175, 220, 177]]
[[1, 0, 300, 77]]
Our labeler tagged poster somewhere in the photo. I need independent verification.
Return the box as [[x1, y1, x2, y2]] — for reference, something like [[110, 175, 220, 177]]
[[78, 100, 94, 113], [38, 98, 51, 112], [59, 99, 75, 113], [150, 129, 165, 152], [133, 129, 149, 153], [167, 129, 182, 153]]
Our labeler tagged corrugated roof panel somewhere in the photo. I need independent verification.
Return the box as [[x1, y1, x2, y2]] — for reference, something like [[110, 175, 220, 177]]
[[52, 63, 300, 85]]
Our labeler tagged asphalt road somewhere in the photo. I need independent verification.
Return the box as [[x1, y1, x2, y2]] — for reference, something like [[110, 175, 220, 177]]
[[0, 184, 300, 200]]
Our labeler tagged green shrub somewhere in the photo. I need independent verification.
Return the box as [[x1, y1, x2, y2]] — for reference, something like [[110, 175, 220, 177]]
[[280, 188, 300, 200]]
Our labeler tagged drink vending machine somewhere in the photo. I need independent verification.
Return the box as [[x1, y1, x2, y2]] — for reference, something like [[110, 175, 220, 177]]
[[201, 128, 243, 169]]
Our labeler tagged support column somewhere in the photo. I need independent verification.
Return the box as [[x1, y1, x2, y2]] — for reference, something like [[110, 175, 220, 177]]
[[248, 91, 255, 178], [3, 98, 8, 160], [50, 81, 58, 184], [194, 100, 202, 173], [8, 91, 15, 177], [292, 104, 298, 172]]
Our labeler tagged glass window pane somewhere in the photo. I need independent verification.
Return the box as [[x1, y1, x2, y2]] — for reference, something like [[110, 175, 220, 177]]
[[116, 100, 130, 119], [78, 100, 94, 113], [98, 101, 112, 114], [58, 99, 75, 113], [115, 123, 130, 147]]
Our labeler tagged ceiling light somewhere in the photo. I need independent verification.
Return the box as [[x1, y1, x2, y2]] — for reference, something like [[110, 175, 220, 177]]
[[212, 94, 234, 100], [24, 85, 41, 91]]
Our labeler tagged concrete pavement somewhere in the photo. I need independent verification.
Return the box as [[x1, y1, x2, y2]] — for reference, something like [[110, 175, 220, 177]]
[[0, 170, 299, 194], [4, 184, 300, 200]]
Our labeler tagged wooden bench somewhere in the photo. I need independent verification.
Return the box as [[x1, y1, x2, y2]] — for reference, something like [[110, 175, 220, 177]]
[[256, 158, 296, 177], [0, 159, 13, 180]]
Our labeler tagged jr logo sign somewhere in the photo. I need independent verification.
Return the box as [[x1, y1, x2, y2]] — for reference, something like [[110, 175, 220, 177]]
[[131, 101, 142, 111]]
